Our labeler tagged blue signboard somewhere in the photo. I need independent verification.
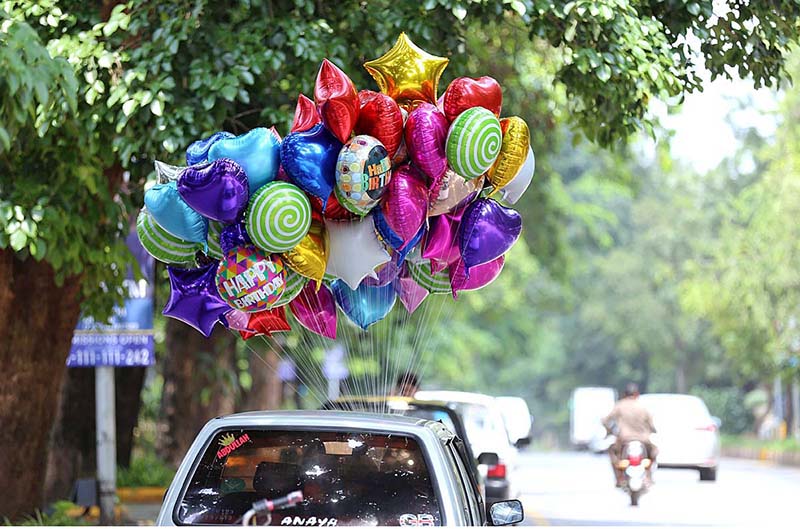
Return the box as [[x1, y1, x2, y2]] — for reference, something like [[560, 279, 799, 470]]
[[67, 225, 155, 367]]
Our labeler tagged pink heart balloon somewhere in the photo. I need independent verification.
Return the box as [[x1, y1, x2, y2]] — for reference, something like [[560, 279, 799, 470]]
[[449, 255, 505, 298], [380, 164, 429, 249], [422, 205, 466, 273], [289, 281, 337, 339], [395, 265, 429, 314], [405, 103, 449, 185]]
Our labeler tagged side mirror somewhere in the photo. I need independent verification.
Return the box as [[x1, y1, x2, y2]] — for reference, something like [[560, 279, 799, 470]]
[[515, 436, 532, 449], [712, 416, 722, 428], [477, 452, 500, 466], [489, 499, 524, 526]]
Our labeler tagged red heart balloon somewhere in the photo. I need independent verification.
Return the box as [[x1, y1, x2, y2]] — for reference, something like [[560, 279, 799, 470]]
[[355, 90, 404, 158], [442, 76, 503, 122], [314, 59, 359, 144], [291, 93, 320, 133]]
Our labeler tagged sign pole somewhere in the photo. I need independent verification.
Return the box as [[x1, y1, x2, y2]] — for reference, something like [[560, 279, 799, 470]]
[[96, 366, 117, 525]]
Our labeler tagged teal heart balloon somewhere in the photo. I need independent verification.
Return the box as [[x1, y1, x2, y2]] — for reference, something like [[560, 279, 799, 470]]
[[143, 181, 208, 244], [208, 127, 280, 193], [331, 280, 396, 330], [246, 181, 312, 253]]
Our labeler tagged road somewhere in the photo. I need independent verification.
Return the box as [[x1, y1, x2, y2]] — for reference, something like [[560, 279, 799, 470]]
[[517, 451, 800, 526]]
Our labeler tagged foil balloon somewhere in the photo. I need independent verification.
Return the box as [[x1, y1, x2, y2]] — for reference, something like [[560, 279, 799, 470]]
[[246, 181, 312, 253], [372, 207, 403, 251], [395, 264, 429, 313], [240, 307, 291, 340], [221, 309, 254, 332], [380, 164, 428, 248], [281, 123, 342, 208], [163, 263, 230, 337], [154, 160, 184, 184], [282, 219, 327, 284], [362, 260, 401, 288], [429, 170, 484, 217], [445, 107, 502, 180], [315, 59, 359, 144], [331, 280, 397, 330], [136, 209, 201, 266], [487, 116, 530, 195], [208, 127, 281, 194], [449, 255, 505, 297], [423, 205, 466, 272], [216, 246, 286, 312], [177, 158, 249, 224], [394, 225, 426, 265], [205, 221, 224, 260], [392, 108, 410, 166], [291, 93, 321, 133], [290, 281, 337, 339], [355, 90, 404, 157], [459, 198, 522, 271], [442, 76, 503, 122], [405, 103, 449, 183], [273, 267, 309, 308], [144, 181, 208, 244], [186, 131, 235, 165], [363, 32, 449, 108], [325, 217, 390, 289], [407, 259, 452, 294], [499, 146, 535, 205], [335, 135, 392, 215], [312, 193, 358, 221], [219, 222, 252, 255]]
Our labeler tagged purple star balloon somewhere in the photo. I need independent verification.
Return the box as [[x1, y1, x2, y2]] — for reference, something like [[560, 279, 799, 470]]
[[163, 263, 229, 337]]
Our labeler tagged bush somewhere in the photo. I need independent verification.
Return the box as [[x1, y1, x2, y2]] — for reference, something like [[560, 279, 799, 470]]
[[691, 386, 752, 434], [117, 453, 175, 488], [4, 501, 90, 526]]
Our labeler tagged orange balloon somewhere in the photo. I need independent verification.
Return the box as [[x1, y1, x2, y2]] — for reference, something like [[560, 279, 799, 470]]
[[281, 220, 327, 285], [487, 116, 530, 195]]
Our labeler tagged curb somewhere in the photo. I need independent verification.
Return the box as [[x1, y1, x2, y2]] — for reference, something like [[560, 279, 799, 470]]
[[118, 486, 168, 504], [722, 446, 800, 466]]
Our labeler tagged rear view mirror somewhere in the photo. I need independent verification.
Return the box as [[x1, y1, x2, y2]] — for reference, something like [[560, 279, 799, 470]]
[[489, 499, 524, 526], [477, 452, 499, 466]]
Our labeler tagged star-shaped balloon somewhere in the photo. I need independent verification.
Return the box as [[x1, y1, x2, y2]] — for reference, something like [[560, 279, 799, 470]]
[[325, 217, 390, 289], [239, 307, 291, 340], [364, 33, 449, 108], [163, 263, 230, 338]]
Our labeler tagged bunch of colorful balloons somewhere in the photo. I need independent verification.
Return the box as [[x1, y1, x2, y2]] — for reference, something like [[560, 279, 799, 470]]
[[137, 33, 534, 340]]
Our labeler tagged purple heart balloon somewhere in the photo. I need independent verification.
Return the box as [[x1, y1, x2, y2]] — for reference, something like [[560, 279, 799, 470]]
[[289, 281, 337, 339], [449, 255, 505, 298], [163, 263, 230, 337], [459, 198, 521, 272], [380, 164, 429, 249], [405, 103, 449, 186], [177, 158, 248, 224], [423, 205, 466, 273]]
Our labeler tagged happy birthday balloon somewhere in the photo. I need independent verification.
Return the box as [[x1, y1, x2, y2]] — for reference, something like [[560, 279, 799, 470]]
[[186, 131, 235, 165], [335, 135, 392, 215], [136, 209, 201, 265], [291, 93, 321, 133], [331, 280, 397, 330], [429, 170, 484, 217], [499, 146, 535, 205], [442, 76, 503, 122], [290, 281, 337, 339], [405, 103, 449, 183], [355, 90, 404, 157], [144, 181, 208, 244], [450, 255, 505, 297], [315, 59, 359, 144], [208, 128, 281, 193], [459, 198, 522, 271], [177, 158, 249, 224], [163, 263, 230, 337], [445, 107, 502, 180], [216, 246, 286, 312], [487, 116, 530, 195], [282, 219, 327, 284], [325, 217, 390, 289], [380, 164, 428, 248], [246, 181, 312, 253], [281, 124, 342, 208]]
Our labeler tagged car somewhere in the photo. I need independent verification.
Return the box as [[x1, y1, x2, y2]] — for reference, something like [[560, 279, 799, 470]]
[[570, 386, 617, 451], [415, 391, 519, 504], [156, 410, 524, 526], [639, 393, 721, 481], [496, 396, 533, 447]]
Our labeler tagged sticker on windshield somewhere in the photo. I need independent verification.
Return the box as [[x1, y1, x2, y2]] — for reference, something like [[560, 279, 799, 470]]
[[279, 516, 337, 526], [399, 514, 436, 526], [216, 432, 250, 459]]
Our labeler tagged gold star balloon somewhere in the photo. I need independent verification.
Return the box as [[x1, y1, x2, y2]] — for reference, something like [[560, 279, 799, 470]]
[[364, 33, 449, 109]]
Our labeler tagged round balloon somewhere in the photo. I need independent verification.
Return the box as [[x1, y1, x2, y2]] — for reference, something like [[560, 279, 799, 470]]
[[487, 116, 530, 194], [445, 107, 502, 180], [407, 260, 451, 294], [205, 221, 224, 260], [334, 135, 392, 215], [216, 246, 286, 312], [136, 209, 200, 265], [246, 181, 312, 253], [272, 267, 308, 308]]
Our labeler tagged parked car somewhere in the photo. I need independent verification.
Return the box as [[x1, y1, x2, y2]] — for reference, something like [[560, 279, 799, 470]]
[[415, 391, 519, 504], [639, 393, 721, 481], [570, 386, 617, 451], [496, 396, 533, 446], [156, 410, 524, 526]]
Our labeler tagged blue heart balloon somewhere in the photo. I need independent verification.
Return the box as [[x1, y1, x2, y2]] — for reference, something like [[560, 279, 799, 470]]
[[372, 207, 404, 250], [177, 158, 249, 224], [144, 181, 208, 244], [281, 124, 342, 208], [208, 128, 280, 194], [330, 279, 396, 330], [185, 131, 234, 165]]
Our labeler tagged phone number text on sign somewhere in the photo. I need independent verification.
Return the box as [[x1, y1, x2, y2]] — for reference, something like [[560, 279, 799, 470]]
[[67, 333, 154, 367]]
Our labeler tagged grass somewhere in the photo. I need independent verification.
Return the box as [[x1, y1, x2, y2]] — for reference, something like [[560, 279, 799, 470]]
[[721, 434, 800, 453], [3, 502, 91, 526], [117, 453, 175, 488]]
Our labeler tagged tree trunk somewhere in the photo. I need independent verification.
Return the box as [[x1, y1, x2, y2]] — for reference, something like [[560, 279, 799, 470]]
[[157, 319, 236, 467], [240, 346, 282, 412], [0, 251, 82, 519]]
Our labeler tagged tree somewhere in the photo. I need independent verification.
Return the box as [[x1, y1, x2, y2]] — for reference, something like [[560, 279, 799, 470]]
[[4, 0, 800, 517]]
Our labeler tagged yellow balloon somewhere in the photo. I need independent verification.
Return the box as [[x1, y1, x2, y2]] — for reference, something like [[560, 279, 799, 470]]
[[487, 116, 530, 195], [282, 220, 327, 285], [364, 33, 449, 109]]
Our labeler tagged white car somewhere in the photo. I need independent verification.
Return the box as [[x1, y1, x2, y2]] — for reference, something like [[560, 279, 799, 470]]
[[639, 393, 721, 481], [496, 396, 533, 446], [570, 386, 616, 451], [415, 390, 518, 503]]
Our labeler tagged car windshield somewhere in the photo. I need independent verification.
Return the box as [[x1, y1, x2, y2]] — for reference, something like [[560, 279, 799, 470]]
[[453, 403, 507, 447], [177, 429, 441, 526]]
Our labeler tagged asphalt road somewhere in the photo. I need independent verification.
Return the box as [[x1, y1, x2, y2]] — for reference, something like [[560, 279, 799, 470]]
[[517, 450, 800, 526]]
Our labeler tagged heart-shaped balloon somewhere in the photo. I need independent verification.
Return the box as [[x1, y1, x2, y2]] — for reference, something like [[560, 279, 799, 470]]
[[331, 280, 396, 330], [380, 164, 428, 249], [487, 116, 530, 195], [310, 193, 358, 221], [208, 128, 281, 193], [177, 158, 249, 224], [325, 217, 390, 289], [405, 103, 449, 184], [282, 219, 327, 284], [218, 221, 252, 255], [281, 124, 343, 208], [291, 93, 321, 133], [449, 255, 505, 297], [186, 131, 235, 165], [394, 225, 426, 266], [429, 170, 484, 217], [423, 205, 466, 273], [362, 260, 401, 288], [290, 281, 337, 339], [315, 59, 359, 144], [499, 146, 535, 205], [394, 264, 429, 314], [355, 90, 404, 158], [442, 76, 503, 122], [459, 198, 522, 271], [144, 181, 208, 244], [154, 160, 184, 184]]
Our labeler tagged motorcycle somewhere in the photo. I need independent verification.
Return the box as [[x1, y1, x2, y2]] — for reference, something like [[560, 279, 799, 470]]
[[617, 440, 653, 506]]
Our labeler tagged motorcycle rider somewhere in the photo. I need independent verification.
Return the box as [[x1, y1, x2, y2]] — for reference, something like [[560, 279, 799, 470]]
[[603, 383, 657, 487]]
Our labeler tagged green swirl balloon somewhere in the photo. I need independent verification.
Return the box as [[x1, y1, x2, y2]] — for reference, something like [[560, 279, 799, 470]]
[[205, 221, 224, 260], [408, 260, 451, 294], [445, 107, 502, 180], [273, 267, 308, 307], [136, 209, 200, 265], [247, 182, 312, 253]]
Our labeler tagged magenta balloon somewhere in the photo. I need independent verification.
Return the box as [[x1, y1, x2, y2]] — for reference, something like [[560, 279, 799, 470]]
[[449, 255, 505, 298], [380, 164, 429, 249], [422, 206, 465, 272], [289, 281, 337, 339], [405, 103, 449, 185], [395, 265, 429, 314]]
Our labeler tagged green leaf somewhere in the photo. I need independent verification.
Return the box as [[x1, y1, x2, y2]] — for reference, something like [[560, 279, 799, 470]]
[[9, 230, 27, 251], [150, 99, 164, 116], [122, 99, 137, 116], [597, 64, 612, 82], [687, 3, 701, 16]]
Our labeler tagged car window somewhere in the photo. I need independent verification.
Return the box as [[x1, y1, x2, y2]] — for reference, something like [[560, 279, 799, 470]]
[[176, 429, 441, 526], [639, 396, 711, 428], [402, 408, 458, 434]]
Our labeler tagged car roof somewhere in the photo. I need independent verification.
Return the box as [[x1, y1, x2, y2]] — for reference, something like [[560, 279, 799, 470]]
[[325, 395, 454, 409], [415, 390, 498, 406]]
